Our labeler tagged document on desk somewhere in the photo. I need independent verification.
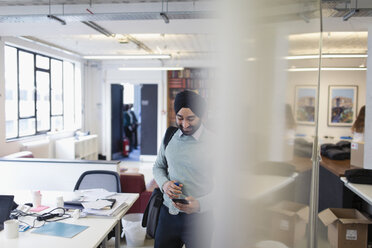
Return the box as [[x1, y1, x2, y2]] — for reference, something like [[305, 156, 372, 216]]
[[31, 222, 88, 238], [82, 194, 130, 216], [74, 188, 116, 202], [82, 199, 115, 210]]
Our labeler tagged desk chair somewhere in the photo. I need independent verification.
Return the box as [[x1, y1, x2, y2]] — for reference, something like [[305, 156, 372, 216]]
[[74, 170, 121, 193], [74, 170, 121, 244]]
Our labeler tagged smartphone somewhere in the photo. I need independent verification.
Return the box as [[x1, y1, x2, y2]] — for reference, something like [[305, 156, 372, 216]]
[[172, 198, 189, 204]]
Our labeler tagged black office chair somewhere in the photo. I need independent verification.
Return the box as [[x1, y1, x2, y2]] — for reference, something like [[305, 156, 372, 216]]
[[74, 170, 122, 244], [74, 170, 121, 193]]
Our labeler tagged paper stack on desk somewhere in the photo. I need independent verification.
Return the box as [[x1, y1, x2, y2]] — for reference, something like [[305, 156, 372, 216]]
[[66, 189, 130, 216], [82, 194, 130, 216], [74, 188, 116, 201], [82, 199, 115, 210]]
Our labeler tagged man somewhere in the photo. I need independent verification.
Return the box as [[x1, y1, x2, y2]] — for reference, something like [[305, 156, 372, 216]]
[[123, 104, 133, 152], [128, 104, 139, 149], [153, 90, 214, 248]]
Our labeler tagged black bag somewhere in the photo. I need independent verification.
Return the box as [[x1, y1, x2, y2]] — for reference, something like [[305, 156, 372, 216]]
[[345, 169, 372, 184], [141, 126, 178, 238], [320, 141, 351, 160], [141, 188, 163, 238]]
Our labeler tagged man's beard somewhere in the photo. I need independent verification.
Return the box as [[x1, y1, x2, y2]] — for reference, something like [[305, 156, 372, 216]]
[[177, 121, 201, 136]]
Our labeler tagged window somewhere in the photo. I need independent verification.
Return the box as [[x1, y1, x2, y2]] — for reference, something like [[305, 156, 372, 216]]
[[4, 45, 80, 139]]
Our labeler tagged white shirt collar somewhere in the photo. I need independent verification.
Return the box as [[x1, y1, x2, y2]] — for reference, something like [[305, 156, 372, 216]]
[[178, 124, 204, 141]]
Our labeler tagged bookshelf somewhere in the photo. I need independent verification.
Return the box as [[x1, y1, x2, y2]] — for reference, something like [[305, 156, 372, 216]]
[[167, 68, 212, 127]]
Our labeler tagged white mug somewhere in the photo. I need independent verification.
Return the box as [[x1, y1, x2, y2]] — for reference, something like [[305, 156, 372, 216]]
[[56, 196, 64, 208], [32, 191, 41, 208], [4, 220, 19, 239]]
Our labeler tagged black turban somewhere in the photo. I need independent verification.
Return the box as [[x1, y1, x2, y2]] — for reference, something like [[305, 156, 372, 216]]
[[174, 90, 206, 118]]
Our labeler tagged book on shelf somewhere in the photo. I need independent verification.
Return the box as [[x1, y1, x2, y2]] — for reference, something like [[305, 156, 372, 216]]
[[169, 79, 186, 88], [184, 69, 191, 78]]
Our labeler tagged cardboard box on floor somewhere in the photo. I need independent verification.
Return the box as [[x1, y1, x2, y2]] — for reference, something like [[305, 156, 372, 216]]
[[318, 208, 372, 248], [351, 142, 364, 168], [269, 201, 309, 247]]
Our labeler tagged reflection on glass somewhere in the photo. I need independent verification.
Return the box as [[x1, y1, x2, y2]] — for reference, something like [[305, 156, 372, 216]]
[[212, 1, 321, 248], [74, 65, 82, 130], [5, 120, 17, 140], [36, 55, 50, 70], [51, 116, 63, 132], [36, 71, 50, 131], [19, 118, 35, 136], [64, 61, 75, 129], [51, 59, 63, 115], [5, 46, 18, 139], [19, 51, 35, 118]]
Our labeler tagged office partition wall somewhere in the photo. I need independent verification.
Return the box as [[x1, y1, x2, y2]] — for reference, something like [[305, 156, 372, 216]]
[[111, 84, 124, 159], [140, 84, 158, 156]]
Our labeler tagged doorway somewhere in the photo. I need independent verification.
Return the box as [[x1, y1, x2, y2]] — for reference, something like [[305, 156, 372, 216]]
[[122, 83, 141, 161]]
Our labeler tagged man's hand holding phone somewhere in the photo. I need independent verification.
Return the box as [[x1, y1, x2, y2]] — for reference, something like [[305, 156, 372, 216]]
[[172, 198, 189, 204], [173, 196, 200, 214], [163, 180, 183, 199]]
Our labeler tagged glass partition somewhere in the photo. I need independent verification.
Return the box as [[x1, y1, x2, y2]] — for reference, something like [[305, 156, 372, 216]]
[[318, 2, 369, 248], [211, 1, 322, 247]]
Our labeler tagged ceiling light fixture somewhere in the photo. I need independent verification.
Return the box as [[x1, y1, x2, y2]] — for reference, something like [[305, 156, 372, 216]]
[[47, 14, 66, 25], [84, 54, 171, 60], [47, 0, 66, 25], [288, 67, 367, 72], [160, 12, 170, 24], [343, 0, 359, 21], [285, 54, 367, 60], [81, 21, 115, 37], [160, 0, 170, 24], [119, 67, 184, 71], [245, 57, 256, 62]]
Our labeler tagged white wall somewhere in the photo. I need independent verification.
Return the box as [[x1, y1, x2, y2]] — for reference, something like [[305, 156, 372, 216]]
[[288, 69, 366, 142], [83, 61, 105, 155], [0, 159, 119, 191]]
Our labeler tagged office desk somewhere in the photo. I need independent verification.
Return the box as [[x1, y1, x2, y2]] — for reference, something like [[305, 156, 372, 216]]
[[0, 190, 139, 248], [341, 177, 372, 206], [240, 173, 297, 202], [318, 157, 357, 212]]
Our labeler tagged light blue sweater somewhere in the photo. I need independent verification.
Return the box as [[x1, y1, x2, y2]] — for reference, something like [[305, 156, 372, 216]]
[[153, 128, 214, 213]]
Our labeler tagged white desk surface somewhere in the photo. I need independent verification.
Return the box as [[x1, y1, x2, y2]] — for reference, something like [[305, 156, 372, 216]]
[[0, 190, 139, 248], [341, 177, 372, 206]]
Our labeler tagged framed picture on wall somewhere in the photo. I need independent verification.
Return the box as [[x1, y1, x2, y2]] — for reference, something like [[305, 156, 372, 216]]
[[328, 85, 358, 127], [294, 86, 317, 125]]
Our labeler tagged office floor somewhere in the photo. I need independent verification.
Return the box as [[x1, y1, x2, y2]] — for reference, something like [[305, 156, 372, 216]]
[[119, 160, 154, 186], [120, 148, 141, 162], [106, 237, 154, 248], [115, 160, 155, 248]]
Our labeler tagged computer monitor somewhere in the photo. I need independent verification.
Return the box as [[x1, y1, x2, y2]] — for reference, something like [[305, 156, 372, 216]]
[[0, 195, 15, 231]]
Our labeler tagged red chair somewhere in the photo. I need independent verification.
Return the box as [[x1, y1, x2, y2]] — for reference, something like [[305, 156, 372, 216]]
[[120, 173, 157, 214], [3, 151, 34, 158]]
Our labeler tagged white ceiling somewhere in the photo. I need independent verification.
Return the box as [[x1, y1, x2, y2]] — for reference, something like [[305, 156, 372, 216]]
[[27, 33, 217, 60], [0, 0, 371, 67], [0, 1, 217, 66], [0, 0, 200, 5]]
